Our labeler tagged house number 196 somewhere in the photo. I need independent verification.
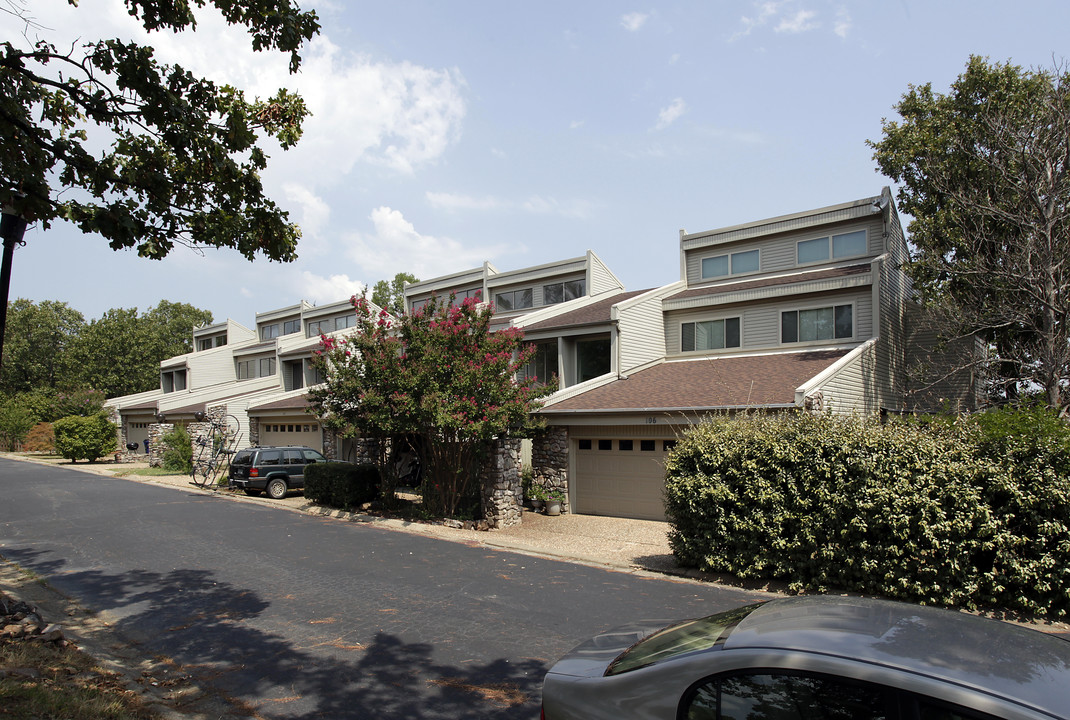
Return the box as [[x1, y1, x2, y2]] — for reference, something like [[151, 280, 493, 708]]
[[645, 417, 657, 424]]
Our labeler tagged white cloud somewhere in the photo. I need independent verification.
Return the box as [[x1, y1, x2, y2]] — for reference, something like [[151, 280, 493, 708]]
[[344, 207, 504, 281], [10, 2, 467, 185], [570, 119, 585, 129], [620, 12, 649, 32], [521, 195, 593, 220], [833, 7, 851, 38], [669, 53, 681, 65], [655, 98, 687, 130], [426, 192, 501, 211], [298, 271, 366, 304], [283, 184, 330, 254], [734, 1, 785, 38], [775, 9, 819, 34]]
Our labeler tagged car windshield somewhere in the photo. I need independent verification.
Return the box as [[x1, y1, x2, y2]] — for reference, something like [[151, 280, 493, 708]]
[[605, 603, 764, 676]]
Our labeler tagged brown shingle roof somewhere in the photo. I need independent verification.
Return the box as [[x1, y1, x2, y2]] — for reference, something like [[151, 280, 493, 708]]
[[666, 264, 871, 302], [522, 290, 651, 332], [540, 349, 849, 413]]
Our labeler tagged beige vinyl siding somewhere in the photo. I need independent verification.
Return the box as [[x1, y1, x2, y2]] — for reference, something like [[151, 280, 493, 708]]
[[617, 293, 668, 374], [809, 341, 880, 415], [664, 291, 873, 355], [187, 346, 243, 389], [589, 251, 625, 295], [684, 218, 885, 286]]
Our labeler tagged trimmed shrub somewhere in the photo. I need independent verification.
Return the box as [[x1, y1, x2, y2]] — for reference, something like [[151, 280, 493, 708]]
[[22, 422, 54, 453], [161, 426, 193, 474], [305, 462, 380, 510], [664, 410, 1070, 618], [53, 412, 117, 463]]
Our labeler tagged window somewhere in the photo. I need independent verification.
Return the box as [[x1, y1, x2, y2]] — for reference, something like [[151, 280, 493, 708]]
[[237, 356, 276, 380], [306, 320, 324, 337], [450, 288, 482, 307], [684, 671, 894, 720], [334, 314, 356, 332], [797, 230, 868, 265], [640, 440, 656, 451], [198, 338, 212, 351], [494, 288, 533, 312], [619, 440, 633, 451], [311, 366, 326, 385], [701, 250, 760, 279], [520, 341, 558, 385], [782, 304, 853, 343], [598, 439, 612, 450], [161, 369, 186, 393], [682, 318, 741, 352], [576, 337, 611, 382], [578, 439, 592, 450], [260, 324, 279, 341], [544, 279, 585, 305], [283, 319, 301, 335]]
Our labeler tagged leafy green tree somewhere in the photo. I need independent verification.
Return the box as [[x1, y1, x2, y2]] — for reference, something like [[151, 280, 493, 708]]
[[0, 397, 35, 450], [0, 299, 84, 394], [67, 301, 213, 397], [871, 57, 1070, 409], [1, 0, 319, 260], [53, 411, 117, 462], [310, 294, 555, 518], [371, 272, 419, 316]]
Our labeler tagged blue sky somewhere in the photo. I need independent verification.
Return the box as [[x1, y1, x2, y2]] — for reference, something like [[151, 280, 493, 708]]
[[6, 1, 1070, 326]]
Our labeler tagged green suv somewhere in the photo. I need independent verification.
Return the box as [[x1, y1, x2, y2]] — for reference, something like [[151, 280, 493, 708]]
[[228, 446, 327, 499]]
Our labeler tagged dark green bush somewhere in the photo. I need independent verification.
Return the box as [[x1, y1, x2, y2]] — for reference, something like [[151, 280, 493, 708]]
[[305, 462, 380, 510], [161, 426, 193, 474], [53, 412, 117, 462], [665, 410, 1070, 619]]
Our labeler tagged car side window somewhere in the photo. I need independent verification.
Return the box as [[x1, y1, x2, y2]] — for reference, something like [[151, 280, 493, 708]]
[[685, 672, 893, 720], [259, 450, 281, 464], [283, 449, 304, 465], [302, 450, 326, 463]]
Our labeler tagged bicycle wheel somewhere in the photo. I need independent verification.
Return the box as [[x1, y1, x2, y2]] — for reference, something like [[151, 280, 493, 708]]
[[190, 435, 214, 487]]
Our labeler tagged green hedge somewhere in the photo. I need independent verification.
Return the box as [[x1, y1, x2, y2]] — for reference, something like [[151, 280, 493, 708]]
[[664, 408, 1070, 618], [305, 462, 380, 510], [53, 412, 117, 463]]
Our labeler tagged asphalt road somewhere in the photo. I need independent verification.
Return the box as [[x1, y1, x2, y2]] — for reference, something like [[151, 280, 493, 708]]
[[0, 458, 762, 718]]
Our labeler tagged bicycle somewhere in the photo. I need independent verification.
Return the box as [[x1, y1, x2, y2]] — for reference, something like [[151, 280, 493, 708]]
[[190, 413, 242, 489]]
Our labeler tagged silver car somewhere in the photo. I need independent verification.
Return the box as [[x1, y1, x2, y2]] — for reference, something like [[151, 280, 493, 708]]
[[541, 595, 1070, 720]]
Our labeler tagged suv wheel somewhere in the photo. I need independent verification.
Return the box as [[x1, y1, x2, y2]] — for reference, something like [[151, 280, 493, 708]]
[[266, 478, 289, 499]]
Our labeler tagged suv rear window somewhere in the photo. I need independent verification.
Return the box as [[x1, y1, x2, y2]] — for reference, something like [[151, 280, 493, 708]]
[[606, 603, 763, 676], [232, 450, 253, 466]]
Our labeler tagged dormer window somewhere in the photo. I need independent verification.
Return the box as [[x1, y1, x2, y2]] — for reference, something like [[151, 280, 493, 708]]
[[682, 318, 741, 351], [544, 279, 584, 305], [260, 324, 279, 341], [283, 319, 301, 335], [701, 250, 759, 280], [782, 304, 853, 343], [797, 230, 868, 265], [161, 368, 187, 393], [495, 288, 533, 312]]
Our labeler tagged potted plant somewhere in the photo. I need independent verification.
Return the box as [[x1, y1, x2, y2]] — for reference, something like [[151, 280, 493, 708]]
[[528, 482, 547, 511], [544, 487, 564, 516]]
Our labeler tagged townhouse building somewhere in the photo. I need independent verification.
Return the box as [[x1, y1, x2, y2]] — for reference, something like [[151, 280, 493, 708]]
[[106, 188, 973, 521]]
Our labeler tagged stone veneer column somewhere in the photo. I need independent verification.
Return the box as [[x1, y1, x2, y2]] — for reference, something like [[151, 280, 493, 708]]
[[531, 426, 569, 513], [147, 423, 173, 468], [248, 416, 260, 447], [480, 437, 522, 529]]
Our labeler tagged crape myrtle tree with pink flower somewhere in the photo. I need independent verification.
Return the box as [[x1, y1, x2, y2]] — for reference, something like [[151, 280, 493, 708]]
[[309, 292, 556, 519]]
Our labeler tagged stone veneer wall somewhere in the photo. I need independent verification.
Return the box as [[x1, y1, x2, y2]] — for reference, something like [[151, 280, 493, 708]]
[[147, 423, 173, 468], [322, 427, 339, 460], [532, 426, 569, 513], [186, 405, 227, 463], [248, 417, 260, 447], [480, 437, 522, 529]]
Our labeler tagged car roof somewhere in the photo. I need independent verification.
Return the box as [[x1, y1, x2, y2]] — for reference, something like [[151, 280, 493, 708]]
[[725, 596, 1070, 717]]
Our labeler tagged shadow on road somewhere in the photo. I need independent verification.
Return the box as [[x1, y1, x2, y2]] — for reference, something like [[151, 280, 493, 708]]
[[4, 547, 547, 719]]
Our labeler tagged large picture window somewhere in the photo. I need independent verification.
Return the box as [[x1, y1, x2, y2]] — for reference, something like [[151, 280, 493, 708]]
[[701, 250, 760, 279], [782, 304, 853, 343], [519, 340, 558, 385], [682, 317, 741, 352]]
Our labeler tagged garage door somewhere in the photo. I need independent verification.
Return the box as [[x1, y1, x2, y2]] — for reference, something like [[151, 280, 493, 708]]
[[259, 418, 323, 452], [573, 438, 675, 520]]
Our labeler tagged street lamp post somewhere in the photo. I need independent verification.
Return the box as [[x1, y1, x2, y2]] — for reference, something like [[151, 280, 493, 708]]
[[0, 203, 29, 371]]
